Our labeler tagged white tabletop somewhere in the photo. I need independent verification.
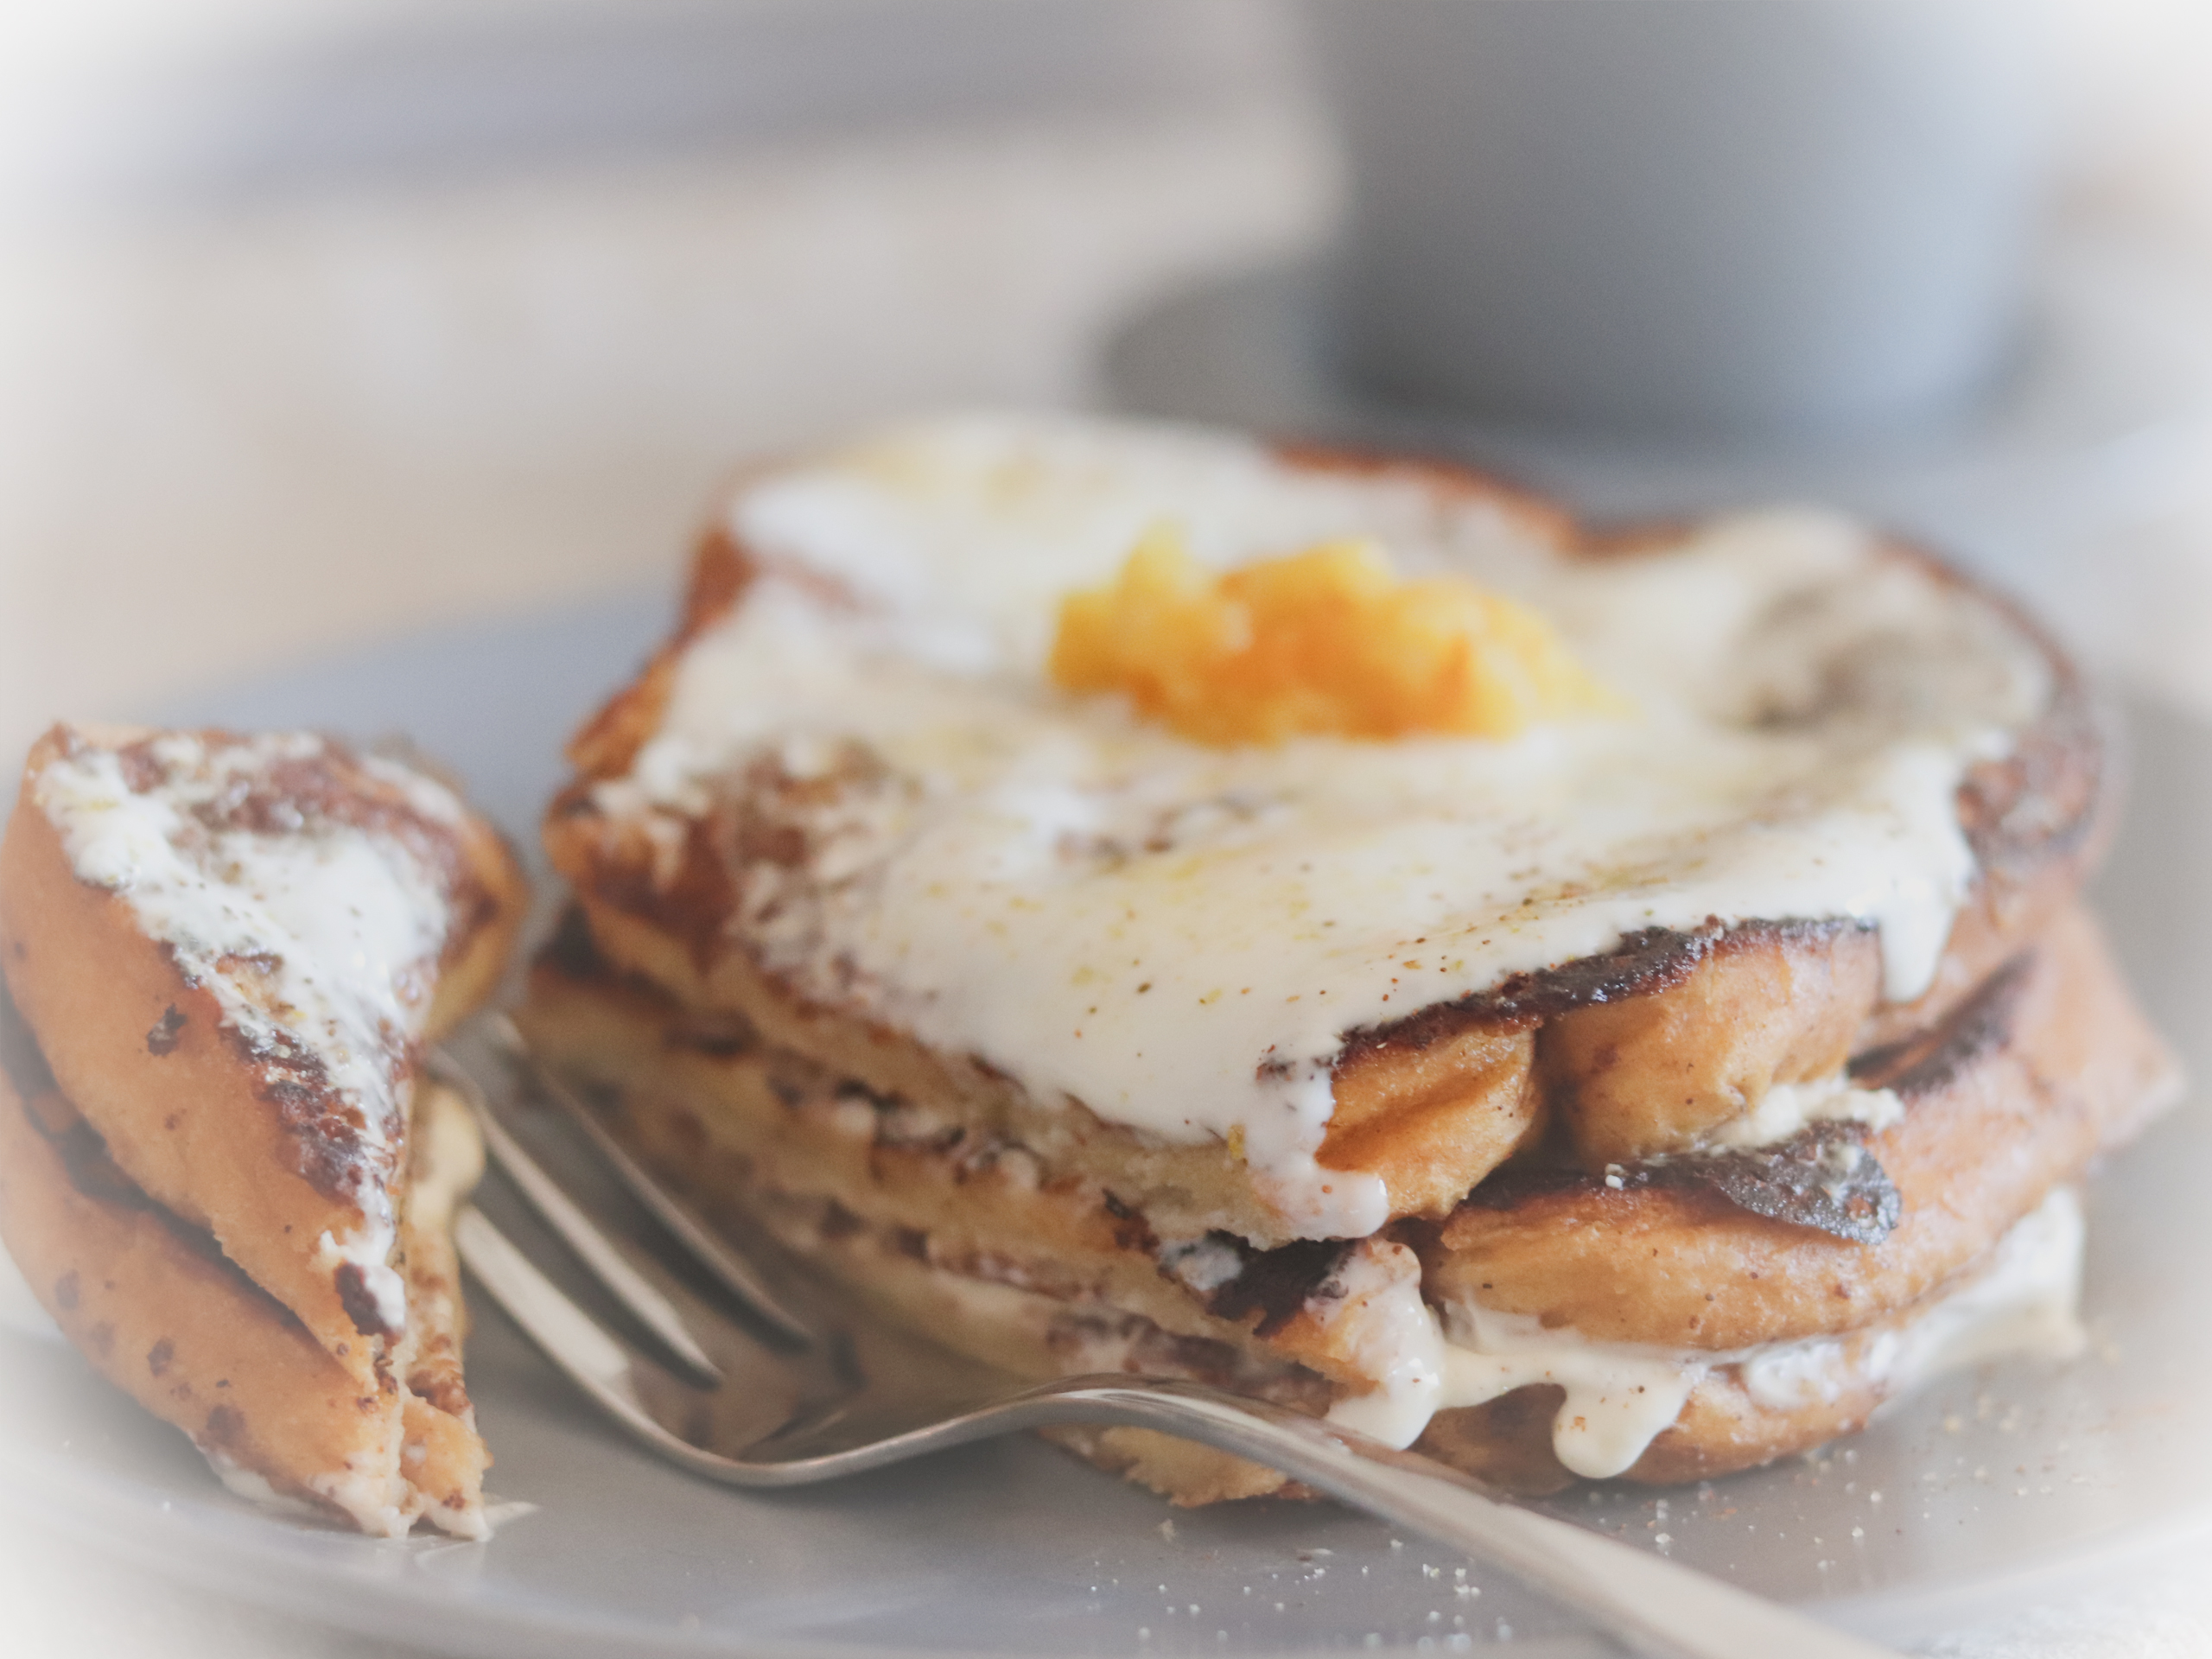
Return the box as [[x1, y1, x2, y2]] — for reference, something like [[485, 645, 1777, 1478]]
[[3, 5, 2212, 1655]]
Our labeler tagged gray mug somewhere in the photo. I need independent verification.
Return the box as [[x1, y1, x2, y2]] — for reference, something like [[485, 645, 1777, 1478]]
[[1300, 0, 2052, 436]]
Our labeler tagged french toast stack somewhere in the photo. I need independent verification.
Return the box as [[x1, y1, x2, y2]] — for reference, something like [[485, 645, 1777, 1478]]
[[521, 414, 2177, 1502], [0, 725, 525, 1535]]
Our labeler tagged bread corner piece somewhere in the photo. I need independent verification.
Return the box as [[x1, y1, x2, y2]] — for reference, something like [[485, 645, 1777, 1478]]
[[0, 723, 525, 1537]]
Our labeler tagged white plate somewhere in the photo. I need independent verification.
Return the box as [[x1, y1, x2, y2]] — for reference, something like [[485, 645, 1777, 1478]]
[[2, 599, 2209, 1659]]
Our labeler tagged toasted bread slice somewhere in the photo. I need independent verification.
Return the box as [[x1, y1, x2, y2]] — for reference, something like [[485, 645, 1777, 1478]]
[[0, 1046, 491, 1533], [1419, 903, 2177, 1350], [518, 897, 2171, 1499], [0, 724, 524, 1534], [543, 418, 2099, 1246]]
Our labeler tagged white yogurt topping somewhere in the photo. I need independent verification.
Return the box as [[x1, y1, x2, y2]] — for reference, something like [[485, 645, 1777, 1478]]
[[1696, 1074, 1904, 1153], [608, 412, 2050, 1239], [34, 730, 460, 1332], [1330, 1185, 2087, 1476]]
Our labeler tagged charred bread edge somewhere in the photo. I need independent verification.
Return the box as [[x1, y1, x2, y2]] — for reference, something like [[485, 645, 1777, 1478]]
[[1428, 901, 2178, 1349], [523, 898, 2176, 1355]]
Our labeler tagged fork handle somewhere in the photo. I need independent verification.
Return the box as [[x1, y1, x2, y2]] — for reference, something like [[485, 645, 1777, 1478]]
[[1027, 1382, 1896, 1659]]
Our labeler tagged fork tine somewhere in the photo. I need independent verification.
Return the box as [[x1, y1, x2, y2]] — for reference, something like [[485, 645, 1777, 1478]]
[[453, 1206, 745, 1483], [480, 1014, 816, 1347], [431, 1046, 725, 1388]]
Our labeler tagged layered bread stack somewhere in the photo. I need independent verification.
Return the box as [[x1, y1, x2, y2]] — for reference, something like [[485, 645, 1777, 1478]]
[[0, 725, 525, 1535], [522, 413, 2176, 1501]]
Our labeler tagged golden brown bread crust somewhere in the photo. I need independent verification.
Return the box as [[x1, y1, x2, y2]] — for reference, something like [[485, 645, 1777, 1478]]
[[0, 1062, 489, 1532], [540, 448, 2108, 1237], [0, 1069, 399, 1518], [1535, 920, 1880, 1166], [1421, 903, 2175, 1351], [0, 725, 524, 1388], [1319, 1017, 1544, 1214]]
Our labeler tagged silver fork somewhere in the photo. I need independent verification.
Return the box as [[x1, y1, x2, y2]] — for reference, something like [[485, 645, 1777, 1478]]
[[435, 1020, 1894, 1659]]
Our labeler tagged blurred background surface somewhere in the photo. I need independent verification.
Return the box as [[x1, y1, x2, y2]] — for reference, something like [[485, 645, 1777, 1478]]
[[0, 0, 1330, 769], [6, 0, 2212, 772], [6, 3, 2212, 1655]]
